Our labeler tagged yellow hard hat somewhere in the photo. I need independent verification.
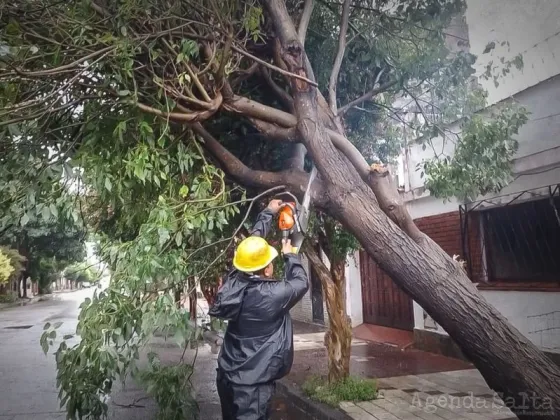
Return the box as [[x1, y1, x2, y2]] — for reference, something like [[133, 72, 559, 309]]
[[233, 236, 279, 273]]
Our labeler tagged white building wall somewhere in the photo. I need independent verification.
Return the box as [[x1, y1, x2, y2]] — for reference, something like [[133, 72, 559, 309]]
[[346, 251, 363, 328], [415, 292, 560, 354], [290, 254, 329, 324], [465, 0, 560, 107], [404, 0, 560, 353], [403, 73, 560, 205]]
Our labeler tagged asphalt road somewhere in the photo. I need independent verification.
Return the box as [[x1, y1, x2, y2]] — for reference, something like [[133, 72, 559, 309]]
[[0, 289, 164, 420], [0, 291, 292, 420]]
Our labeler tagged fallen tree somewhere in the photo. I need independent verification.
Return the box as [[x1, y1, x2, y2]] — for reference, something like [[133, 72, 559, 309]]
[[1, 0, 558, 418]]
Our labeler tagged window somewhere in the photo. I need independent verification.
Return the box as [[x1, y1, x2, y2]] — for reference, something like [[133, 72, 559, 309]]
[[482, 196, 560, 283]]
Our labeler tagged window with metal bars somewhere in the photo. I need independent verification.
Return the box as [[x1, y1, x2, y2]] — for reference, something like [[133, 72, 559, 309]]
[[482, 196, 560, 283]]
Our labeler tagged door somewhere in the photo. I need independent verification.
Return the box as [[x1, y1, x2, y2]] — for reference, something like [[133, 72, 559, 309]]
[[360, 250, 413, 330], [310, 267, 325, 324]]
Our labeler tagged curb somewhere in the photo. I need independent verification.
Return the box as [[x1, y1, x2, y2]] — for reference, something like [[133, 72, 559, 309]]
[[276, 379, 353, 420], [0, 294, 52, 310]]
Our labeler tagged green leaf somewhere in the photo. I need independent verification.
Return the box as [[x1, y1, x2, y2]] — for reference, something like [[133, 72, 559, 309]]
[[41, 206, 51, 221], [20, 213, 30, 226], [482, 41, 496, 54], [105, 178, 112, 192], [41, 338, 49, 355], [54, 322, 63, 329], [44, 323, 51, 330], [175, 231, 183, 247], [49, 204, 58, 218], [157, 228, 170, 246], [179, 185, 189, 198]]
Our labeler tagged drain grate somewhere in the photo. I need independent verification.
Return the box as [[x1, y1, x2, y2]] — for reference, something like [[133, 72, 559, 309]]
[[4, 325, 33, 330]]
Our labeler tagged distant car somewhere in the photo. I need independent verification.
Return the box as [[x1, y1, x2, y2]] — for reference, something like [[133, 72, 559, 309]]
[[82, 282, 92, 288]]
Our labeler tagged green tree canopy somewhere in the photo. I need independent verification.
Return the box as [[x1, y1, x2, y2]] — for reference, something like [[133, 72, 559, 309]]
[[0, 249, 14, 284]]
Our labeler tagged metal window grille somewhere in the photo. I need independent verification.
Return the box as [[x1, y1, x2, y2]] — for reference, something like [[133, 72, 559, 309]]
[[460, 184, 560, 283]]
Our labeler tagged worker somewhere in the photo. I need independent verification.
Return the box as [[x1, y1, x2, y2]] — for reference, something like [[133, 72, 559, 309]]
[[208, 199, 309, 420]]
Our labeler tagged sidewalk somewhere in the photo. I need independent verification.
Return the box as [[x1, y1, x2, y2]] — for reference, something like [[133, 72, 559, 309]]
[[286, 321, 516, 420], [0, 294, 52, 310]]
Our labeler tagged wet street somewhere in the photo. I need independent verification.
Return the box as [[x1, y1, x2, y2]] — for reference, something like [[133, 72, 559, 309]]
[[0, 289, 97, 419], [0, 290, 295, 420], [0, 292, 472, 420]]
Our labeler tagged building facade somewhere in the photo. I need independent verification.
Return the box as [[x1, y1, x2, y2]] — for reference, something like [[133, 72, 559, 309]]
[[398, 0, 560, 357], [292, 0, 560, 361]]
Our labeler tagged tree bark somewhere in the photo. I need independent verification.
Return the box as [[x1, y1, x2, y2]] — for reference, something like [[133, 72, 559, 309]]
[[264, 1, 560, 417], [201, 278, 219, 307], [305, 244, 352, 383], [174, 288, 182, 309], [188, 277, 197, 321]]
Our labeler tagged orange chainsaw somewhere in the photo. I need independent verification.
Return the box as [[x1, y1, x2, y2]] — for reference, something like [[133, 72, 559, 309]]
[[275, 166, 316, 254]]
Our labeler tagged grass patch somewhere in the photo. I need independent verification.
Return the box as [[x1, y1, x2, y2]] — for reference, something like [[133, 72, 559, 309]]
[[302, 375, 378, 407]]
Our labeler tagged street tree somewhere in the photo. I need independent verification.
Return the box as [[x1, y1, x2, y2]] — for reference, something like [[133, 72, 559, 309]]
[[0, 249, 14, 285], [1, 1, 557, 419]]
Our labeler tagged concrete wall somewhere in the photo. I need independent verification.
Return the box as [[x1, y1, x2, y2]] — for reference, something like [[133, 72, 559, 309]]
[[401, 48, 560, 353], [290, 255, 330, 325], [403, 73, 560, 204], [465, 0, 560, 106], [346, 251, 363, 328], [415, 292, 560, 354]]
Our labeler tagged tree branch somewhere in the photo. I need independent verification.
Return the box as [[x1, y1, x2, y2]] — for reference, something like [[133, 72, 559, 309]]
[[190, 123, 326, 205], [303, 241, 333, 287], [230, 44, 318, 87], [248, 118, 299, 142], [367, 164, 425, 244], [286, 143, 307, 170], [260, 67, 294, 111], [4, 46, 114, 78], [224, 95, 370, 176], [136, 92, 222, 122], [337, 79, 398, 116], [328, 0, 350, 114], [298, 0, 315, 46]]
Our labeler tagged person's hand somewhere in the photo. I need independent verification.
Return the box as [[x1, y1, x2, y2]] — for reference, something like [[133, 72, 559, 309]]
[[282, 239, 294, 255], [267, 199, 283, 214]]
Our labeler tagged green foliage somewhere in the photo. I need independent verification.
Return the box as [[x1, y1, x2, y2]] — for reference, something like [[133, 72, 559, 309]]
[[140, 353, 198, 420], [0, 294, 17, 303], [302, 375, 378, 407], [64, 262, 102, 284], [423, 106, 529, 200], [0, 0, 532, 417], [308, 213, 360, 263], [0, 247, 25, 281], [0, 250, 14, 284]]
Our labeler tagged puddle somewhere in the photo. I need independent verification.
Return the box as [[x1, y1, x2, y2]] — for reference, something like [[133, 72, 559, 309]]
[[4, 325, 33, 329]]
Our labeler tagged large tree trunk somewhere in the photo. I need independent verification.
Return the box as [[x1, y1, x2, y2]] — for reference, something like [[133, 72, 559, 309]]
[[264, 1, 560, 418], [305, 245, 352, 384], [325, 258, 352, 384], [334, 185, 560, 418]]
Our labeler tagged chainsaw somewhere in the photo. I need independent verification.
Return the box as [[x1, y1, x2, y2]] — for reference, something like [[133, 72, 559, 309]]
[[275, 166, 317, 254]]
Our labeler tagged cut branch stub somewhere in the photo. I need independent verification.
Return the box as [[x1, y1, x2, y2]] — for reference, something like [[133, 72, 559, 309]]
[[367, 163, 424, 243]]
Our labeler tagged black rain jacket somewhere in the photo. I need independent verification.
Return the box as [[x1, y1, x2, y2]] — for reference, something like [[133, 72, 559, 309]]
[[208, 209, 309, 385]]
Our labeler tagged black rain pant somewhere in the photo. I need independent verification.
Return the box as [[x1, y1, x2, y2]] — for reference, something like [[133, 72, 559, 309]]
[[216, 369, 276, 420]]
